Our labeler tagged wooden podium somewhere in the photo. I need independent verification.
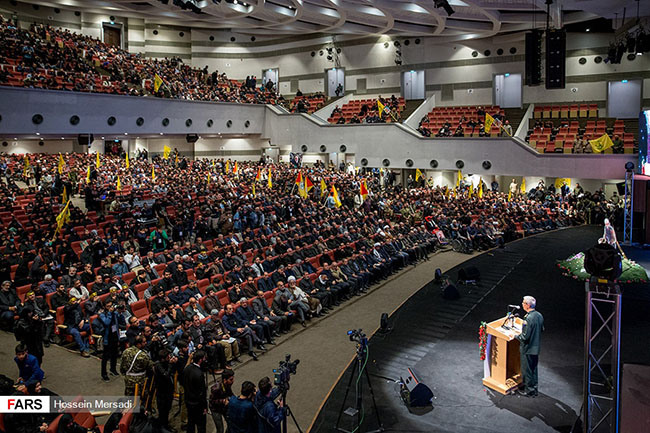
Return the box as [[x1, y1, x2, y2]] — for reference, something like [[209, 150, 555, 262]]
[[482, 316, 523, 394]]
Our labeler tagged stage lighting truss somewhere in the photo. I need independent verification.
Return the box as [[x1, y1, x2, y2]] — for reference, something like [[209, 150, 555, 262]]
[[583, 279, 621, 433]]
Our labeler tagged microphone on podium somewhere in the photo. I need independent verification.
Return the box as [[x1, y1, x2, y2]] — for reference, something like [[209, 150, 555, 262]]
[[508, 304, 521, 310]]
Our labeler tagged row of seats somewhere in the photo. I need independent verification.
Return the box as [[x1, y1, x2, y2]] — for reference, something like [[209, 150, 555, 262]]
[[533, 104, 599, 119], [528, 119, 636, 154]]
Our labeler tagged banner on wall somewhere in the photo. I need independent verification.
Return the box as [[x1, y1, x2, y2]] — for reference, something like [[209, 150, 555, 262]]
[[555, 178, 571, 188], [289, 152, 303, 168]]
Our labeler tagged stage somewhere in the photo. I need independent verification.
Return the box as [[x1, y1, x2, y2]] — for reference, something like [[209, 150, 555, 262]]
[[310, 226, 650, 433]]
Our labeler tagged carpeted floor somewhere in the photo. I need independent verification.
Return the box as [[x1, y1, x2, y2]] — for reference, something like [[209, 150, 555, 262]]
[[311, 226, 650, 433]]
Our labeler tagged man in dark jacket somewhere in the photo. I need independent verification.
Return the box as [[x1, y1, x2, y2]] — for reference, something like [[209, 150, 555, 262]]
[[183, 350, 208, 433], [235, 298, 274, 345], [63, 297, 90, 357], [228, 381, 257, 433], [0, 280, 20, 331], [255, 376, 285, 433], [251, 291, 288, 334], [209, 369, 235, 433], [154, 348, 178, 431], [516, 295, 544, 397], [222, 304, 263, 360], [100, 301, 126, 381]]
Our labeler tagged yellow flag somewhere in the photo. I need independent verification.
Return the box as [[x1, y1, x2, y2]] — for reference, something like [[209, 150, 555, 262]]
[[589, 134, 614, 153], [252, 183, 256, 196], [86, 166, 91, 183], [207, 172, 211, 185], [484, 113, 495, 133], [58, 153, 64, 175], [96, 152, 100, 168], [331, 185, 342, 208], [415, 168, 423, 182], [23, 156, 30, 177], [62, 185, 67, 204], [175, 153, 179, 165], [267, 168, 272, 189], [226, 160, 231, 174], [163, 146, 171, 160], [298, 178, 306, 199], [53, 199, 72, 240], [152, 166, 156, 181], [478, 179, 483, 199], [520, 178, 526, 194], [117, 176, 122, 192], [555, 178, 571, 188], [154, 74, 163, 92], [456, 170, 462, 188], [468, 181, 473, 198], [320, 179, 327, 198], [508, 190, 512, 202], [125, 153, 130, 169], [377, 100, 385, 115]]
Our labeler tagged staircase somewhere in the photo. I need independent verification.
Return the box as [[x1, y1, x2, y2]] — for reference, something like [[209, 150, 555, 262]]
[[504, 104, 529, 133], [401, 99, 425, 122]]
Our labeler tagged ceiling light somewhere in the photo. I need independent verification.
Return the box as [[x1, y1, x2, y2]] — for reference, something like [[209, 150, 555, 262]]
[[61, 137, 65, 140], [36, 132, 40, 136], [586, 28, 590, 32], [101, 136, 105, 139], [160, 132, 164, 135], [124, 132, 128, 135]]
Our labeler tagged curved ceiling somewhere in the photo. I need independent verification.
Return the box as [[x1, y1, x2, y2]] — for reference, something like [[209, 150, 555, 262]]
[[14, 0, 619, 38]]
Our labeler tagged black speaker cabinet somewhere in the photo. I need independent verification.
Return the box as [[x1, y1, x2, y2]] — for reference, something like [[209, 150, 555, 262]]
[[545, 28, 566, 89], [525, 30, 542, 86], [458, 266, 480, 283], [401, 368, 434, 407]]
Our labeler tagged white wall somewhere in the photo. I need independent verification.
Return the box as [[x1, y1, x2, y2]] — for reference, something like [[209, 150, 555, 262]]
[[2, 139, 75, 154]]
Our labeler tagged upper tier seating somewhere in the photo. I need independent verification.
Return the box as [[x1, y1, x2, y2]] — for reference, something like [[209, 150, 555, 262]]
[[417, 105, 506, 137], [290, 93, 327, 114], [327, 96, 405, 124], [0, 16, 282, 105]]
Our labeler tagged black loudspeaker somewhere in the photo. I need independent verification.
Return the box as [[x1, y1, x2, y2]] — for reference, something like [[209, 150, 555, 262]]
[[441, 280, 459, 299], [525, 30, 542, 86], [545, 28, 566, 89], [584, 243, 622, 281], [77, 134, 94, 145], [401, 368, 433, 407], [616, 182, 626, 196], [458, 266, 480, 283], [186, 133, 199, 143]]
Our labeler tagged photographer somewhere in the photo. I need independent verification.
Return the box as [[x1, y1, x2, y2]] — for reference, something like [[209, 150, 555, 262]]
[[100, 300, 126, 381], [154, 348, 178, 432], [14, 307, 44, 366], [209, 370, 235, 433], [228, 381, 257, 433], [255, 377, 285, 433]]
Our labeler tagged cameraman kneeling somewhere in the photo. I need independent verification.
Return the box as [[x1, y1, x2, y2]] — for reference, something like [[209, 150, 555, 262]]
[[255, 377, 285, 433]]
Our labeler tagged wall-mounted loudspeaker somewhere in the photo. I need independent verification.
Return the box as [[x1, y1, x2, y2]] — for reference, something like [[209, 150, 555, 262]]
[[525, 30, 542, 86], [77, 134, 94, 146], [545, 28, 566, 89], [186, 134, 199, 143]]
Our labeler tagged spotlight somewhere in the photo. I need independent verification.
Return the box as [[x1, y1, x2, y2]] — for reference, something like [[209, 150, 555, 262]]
[[380, 313, 390, 333], [434, 0, 454, 16], [625, 161, 635, 171]]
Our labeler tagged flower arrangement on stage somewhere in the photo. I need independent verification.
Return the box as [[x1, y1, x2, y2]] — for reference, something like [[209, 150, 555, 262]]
[[479, 322, 488, 361], [557, 252, 648, 284]]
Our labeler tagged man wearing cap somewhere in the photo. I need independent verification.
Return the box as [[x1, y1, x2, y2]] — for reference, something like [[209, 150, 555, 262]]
[[205, 309, 241, 366], [63, 297, 90, 357], [120, 335, 154, 396]]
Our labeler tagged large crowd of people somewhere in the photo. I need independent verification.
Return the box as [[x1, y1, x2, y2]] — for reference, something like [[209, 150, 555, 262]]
[[0, 149, 624, 433], [0, 15, 283, 104]]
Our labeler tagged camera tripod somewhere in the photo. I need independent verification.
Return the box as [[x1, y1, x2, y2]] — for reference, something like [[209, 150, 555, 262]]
[[335, 343, 383, 433], [280, 389, 304, 433]]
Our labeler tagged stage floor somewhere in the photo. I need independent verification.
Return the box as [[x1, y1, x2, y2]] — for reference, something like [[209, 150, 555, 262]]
[[310, 226, 650, 433]]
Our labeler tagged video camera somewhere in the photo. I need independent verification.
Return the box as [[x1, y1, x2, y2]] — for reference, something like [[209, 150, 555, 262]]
[[273, 354, 300, 393], [347, 329, 367, 345]]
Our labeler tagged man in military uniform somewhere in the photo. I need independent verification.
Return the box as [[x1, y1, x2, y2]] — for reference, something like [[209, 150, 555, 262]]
[[120, 335, 154, 396], [516, 295, 544, 397]]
